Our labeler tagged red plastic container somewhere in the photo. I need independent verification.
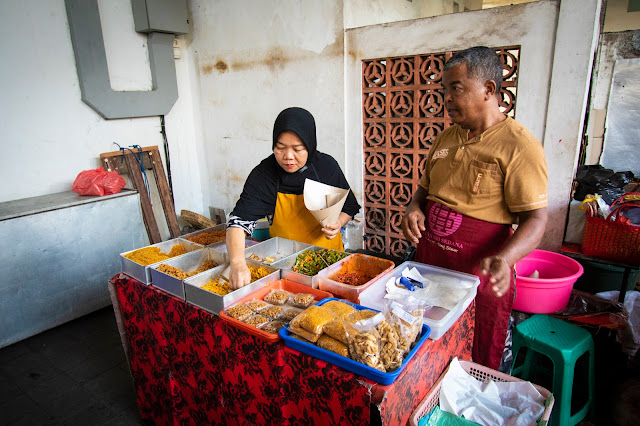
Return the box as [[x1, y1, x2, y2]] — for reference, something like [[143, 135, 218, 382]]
[[513, 249, 584, 314], [219, 279, 333, 341]]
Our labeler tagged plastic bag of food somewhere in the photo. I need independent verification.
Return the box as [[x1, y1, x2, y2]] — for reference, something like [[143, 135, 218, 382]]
[[242, 314, 270, 328], [321, 300, 356, 317], [324, 308, 378, 344], [72, 167, 126, 196], [263, 289, 293, 305], [291, 305, 336, 335], [288, 322, 322, 343], [317, 334, 349, 357], [279, 307, 303, 323], [376, 316, 403, 372], [261, 320, 285, 334], [344, 313, 386, 372], [384, 295, 427, 355], [225, 303, 253, 321]]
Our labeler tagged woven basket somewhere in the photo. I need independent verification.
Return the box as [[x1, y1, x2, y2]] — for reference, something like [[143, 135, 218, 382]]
[[180, 209, 216, 229], [581, 193, 640, 265], [409, 360, 554, 426]]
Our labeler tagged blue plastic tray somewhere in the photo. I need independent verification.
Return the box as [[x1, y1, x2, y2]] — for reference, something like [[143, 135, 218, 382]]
[[279, 297, 431, 385]]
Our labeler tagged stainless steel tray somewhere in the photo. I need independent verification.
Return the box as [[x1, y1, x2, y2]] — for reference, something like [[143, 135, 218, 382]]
[[244, 237, 312, 265], [179, 223, 227, 246], [149, 248, 229, 299], [270, 246, 350, 289], [209, 238, 259, 254], [120, 238, 204, 284], [184, 258, 280, 315]]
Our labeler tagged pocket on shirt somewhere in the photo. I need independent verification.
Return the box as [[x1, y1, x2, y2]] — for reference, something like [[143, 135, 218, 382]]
[[467, 160, 501, 197]]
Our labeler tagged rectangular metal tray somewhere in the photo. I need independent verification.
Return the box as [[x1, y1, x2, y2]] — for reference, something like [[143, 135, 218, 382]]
[[148, 248, 229, 299], [209, 238, 260, 254], [270, 246, 351, 289], [244, 237, 312, 265], [184, 258, 280, 315], [180, 223, 227, 246], [120, 238, 204, 284]]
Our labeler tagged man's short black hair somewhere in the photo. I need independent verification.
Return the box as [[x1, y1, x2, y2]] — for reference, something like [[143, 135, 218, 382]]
[[444, 46, 503, 93]]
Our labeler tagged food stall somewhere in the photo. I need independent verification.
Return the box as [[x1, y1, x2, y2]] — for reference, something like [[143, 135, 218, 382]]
[[110, 231, 477, 424]]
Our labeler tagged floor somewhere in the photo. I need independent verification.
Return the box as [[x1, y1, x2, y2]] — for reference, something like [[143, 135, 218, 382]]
[[0, 307, 142, 426]]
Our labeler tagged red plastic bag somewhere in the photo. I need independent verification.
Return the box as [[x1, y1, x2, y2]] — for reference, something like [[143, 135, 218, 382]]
[[72, 167, 126, 196]]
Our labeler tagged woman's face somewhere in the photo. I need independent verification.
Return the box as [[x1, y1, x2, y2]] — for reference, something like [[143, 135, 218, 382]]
[[274, 131, 308, 173]]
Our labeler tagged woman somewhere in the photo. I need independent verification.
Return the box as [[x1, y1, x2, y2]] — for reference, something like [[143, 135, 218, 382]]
[[226, 107, 361, 289]]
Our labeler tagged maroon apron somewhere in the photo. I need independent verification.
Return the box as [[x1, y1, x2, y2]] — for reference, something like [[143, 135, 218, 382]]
[[415, 200, 515, 370]]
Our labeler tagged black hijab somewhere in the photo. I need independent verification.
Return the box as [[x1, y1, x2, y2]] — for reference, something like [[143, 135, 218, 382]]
[[230, 107, 361, 222]]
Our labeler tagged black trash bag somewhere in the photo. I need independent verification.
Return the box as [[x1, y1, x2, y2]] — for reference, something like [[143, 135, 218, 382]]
[[574, 165, 634, 204]]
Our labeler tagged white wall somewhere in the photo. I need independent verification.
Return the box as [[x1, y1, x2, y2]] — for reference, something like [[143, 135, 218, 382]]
[[0, 0, 170, 203]]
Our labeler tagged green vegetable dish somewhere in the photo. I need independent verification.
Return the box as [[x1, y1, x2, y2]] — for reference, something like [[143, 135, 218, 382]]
[[291, 249, 349, 276]]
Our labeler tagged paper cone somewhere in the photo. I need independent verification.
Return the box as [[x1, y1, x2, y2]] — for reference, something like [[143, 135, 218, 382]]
[[303, 179, 349, 227]]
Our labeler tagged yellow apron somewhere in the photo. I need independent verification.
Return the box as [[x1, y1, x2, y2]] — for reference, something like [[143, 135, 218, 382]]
[[269, 192, 344, 250]]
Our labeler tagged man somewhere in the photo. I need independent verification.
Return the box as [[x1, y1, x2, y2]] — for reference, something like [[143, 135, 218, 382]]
[[401, 46, 548, 371]]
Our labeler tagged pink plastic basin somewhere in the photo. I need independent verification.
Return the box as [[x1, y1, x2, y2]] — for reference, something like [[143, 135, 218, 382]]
[[513, 249, 584, 314]]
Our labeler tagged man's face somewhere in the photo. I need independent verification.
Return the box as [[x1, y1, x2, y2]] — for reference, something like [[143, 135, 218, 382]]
[[442, 63, 490, 129], [273, 131, 308, 173]]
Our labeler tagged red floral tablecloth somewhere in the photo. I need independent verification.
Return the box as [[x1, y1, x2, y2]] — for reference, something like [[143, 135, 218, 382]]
[[109, 273, 474, 425]]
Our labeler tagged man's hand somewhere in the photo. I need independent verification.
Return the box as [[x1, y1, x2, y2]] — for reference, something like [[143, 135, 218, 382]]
[[401, 204, 426, 245], [229, 260, 251, 290], [480, 256, 511, 297]]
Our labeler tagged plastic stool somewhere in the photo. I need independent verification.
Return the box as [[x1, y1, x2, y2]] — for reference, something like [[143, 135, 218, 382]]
[[510, 314, 594, 426]]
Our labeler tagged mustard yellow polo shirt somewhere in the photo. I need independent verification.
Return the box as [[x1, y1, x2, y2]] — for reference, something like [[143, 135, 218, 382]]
[[419, 116, 548, 224]]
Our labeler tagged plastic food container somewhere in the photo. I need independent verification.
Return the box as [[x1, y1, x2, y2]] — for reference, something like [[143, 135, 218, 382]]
[[358, 261, 480, 340], [219, 279, 334, 342], [271, 247, 351, 288], [409, 359, 554, 426], [120, 238, 203, 284], [316, 254, 395, 303], [149, 247, 229, 299], [513, 249, 584, 314], [184, 259, 279, 315], [279, 297, 431, 385], [244, 237, 312, 266]]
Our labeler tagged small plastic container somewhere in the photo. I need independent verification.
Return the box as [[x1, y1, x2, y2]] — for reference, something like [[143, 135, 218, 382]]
[[120, 238, 203, 284], [409, 359, 554, 426], [220, 279, 333, 342], [316, 254, 395, 303], [279, 298, 431, 385], [358, 261, 480, 340], [513, 249, 584, 313]]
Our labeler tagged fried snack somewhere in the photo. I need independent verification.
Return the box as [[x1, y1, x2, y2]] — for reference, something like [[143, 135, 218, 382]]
[[245, 299, 270, 312], [263, 289, 292, 305], [279, 308, 303, 323], [323, 315, 350, 345], [290, 293, 316, 309], [242, 314, 270, 328], [293, 305, 337, 335], [201, 277, 230, 295], [317, 335, 349, 357], [321, 300, 356, 317], [377, 320, 403, 372], [288, 323, 321, 343], [345, 324, 384, 372], [261, 320, 285, 334], [261, 305, 284, 320], [225, 304, 253, 321], [351, 309, 378, 321]]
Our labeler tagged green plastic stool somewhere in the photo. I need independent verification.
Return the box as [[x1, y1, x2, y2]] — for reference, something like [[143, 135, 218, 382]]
[[510, 314, 594, 426]]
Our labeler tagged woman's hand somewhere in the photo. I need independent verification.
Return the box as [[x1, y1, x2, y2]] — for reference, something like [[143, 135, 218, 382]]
[[229, 260, 251, 290], [401, 204, 426, 245], [480, 256, 511, 297], [321, 222, 342, 240]]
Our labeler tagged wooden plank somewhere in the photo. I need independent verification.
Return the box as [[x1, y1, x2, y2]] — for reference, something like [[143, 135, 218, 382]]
[[100, 145, 159, 159], [123, 153, 162, 244], [149, 150, 181, 239]]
